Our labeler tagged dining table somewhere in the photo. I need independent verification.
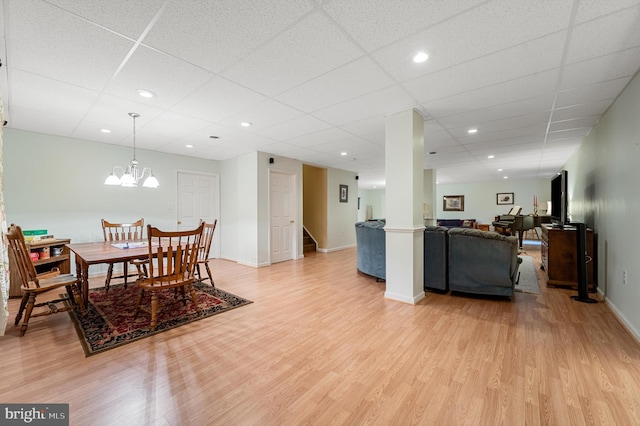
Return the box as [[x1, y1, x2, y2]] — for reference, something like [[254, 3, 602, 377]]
[[66, 241, 150, 306]]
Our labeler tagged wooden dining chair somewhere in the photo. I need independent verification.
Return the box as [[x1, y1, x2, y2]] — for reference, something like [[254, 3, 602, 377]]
[[101, 218, 145, 292], [195, 219, 217, 287], [134, 223, 204, 331], [6, 224, 85, 336]]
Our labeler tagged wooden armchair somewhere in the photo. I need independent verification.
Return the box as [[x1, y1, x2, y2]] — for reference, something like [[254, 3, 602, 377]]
[[101, 218, 145, 292], [134, 223, 204, 331], [6, 224, 85, 336], [196, 219, 217, 286]]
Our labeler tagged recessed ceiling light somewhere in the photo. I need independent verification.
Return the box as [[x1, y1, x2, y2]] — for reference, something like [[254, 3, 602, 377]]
[[503, 176, 508, 179], [341, 152, 347, 156], [488, 155, 495, 159], [240, 121, 252, 127], [413, 52, 429, 63], [186, 144, 194, 148], [100, 129, 111, 134], [136, 89, 156, 98], [497, 168, 503, 172], [468, 128, 478, 134]]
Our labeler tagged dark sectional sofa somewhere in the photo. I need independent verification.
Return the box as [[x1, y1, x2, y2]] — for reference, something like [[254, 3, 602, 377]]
[[436, 219, 478, 229], [354, 220, 386, 280], [355, 222, 522, 298]]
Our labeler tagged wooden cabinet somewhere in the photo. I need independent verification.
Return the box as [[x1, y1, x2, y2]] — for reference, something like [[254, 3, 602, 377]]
[[541, 225, 595, 290], [8, 238, 71, 297]]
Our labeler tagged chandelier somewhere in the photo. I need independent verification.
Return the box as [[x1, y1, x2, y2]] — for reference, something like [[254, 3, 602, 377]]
[[104, 112, 159, 188]]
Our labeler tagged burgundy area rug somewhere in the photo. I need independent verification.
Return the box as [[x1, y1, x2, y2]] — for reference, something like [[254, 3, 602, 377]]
[[67, 282, 252, 356]]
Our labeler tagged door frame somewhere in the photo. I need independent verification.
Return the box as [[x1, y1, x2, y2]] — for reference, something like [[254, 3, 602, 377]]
[[268, 169, 298, 264]]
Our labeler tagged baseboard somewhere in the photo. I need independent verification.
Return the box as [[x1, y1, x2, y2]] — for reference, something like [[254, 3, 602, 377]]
[[317, 244, 356, 253], [604, 295, 640, 345], [236, 260, 271, 268], [384, 290, 425, 305]]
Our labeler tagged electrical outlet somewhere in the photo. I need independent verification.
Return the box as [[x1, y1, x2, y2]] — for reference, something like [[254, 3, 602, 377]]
[[623, 270, 628, 285]]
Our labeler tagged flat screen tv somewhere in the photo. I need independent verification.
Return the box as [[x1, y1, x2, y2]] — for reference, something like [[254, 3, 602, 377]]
[[550, 170, 568, 227]]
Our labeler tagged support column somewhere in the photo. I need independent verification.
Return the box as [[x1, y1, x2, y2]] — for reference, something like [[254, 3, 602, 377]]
[[384, 109, 425, 304], [423, 169, 436, 226]]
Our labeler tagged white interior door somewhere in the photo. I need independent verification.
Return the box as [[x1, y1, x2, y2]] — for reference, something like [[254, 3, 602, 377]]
[[177, 172, 220, 258], [270, 171, 296, 264]]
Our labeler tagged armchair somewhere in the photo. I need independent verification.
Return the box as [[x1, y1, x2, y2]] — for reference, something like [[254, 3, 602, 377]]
[[448, 228, 522, 298]]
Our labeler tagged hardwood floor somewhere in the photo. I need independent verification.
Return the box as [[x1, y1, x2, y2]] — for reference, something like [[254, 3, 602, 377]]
[[2, 241, 640, 425]]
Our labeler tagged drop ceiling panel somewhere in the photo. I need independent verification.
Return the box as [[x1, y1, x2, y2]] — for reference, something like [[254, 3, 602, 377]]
[[575, 0, 640, 24], [448, 112, 550, 139], [436, 95, 555, 129], [221, 12, 363, 97], [6, 0, 134, 90], [566, 7, 640, 64], [338, 116, 386, 137], [103, 45, 213, 109], [421, 70, 559, 119], [549, 117, 599, 132], [560, 47, 640, 89], [144, 0, 314, 73], [81, 94, 166, 132], [405, 32, 566, 104], [372, 0, 574, 83], [556, 77, 630, 107], [257, 114, 333, 142], [312, 86, 417, 126], [457, 124, 548, 145], [283, 127, 354, 149], [218, 100, 304, 131], [275, 57, 395, 113], [171, 78, 267, 123], [46, 0, 167, 39], [547, 128, 591, 139], [308, 137, 378, 156], [143, 112, 212, 141], [323, 0, 486, 52], [552, 100, 612, 121], [10, 70, 99, 118], [9, 106, 86, 136]]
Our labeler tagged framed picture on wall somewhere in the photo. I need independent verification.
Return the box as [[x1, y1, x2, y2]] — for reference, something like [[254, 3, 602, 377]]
[[339, 184, 348, 203], [443, 195, 464, 211], [497, 192, 514, 205]]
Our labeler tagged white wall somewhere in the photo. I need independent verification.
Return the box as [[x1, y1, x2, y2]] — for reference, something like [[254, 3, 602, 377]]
[[565, 71, 640, 339], [356, 188, 385, 222], [436, 179, 551, 224], [258, 152, 304, 263], [220, 156, 239, 262], [4, 129, 219, 274], [235, 152, 260, 266], [327, 168, 358, 251]]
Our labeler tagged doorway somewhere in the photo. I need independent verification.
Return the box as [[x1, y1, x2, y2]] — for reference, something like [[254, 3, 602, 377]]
[[270, 170, 297, 263], [177, 172, 220, 258]]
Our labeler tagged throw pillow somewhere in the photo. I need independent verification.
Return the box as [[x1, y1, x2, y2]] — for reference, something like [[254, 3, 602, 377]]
[[462, 220, 472, 227]]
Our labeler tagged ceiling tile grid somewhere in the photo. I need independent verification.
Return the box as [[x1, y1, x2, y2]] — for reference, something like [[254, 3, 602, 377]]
[[2, 0, 640, 188]]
